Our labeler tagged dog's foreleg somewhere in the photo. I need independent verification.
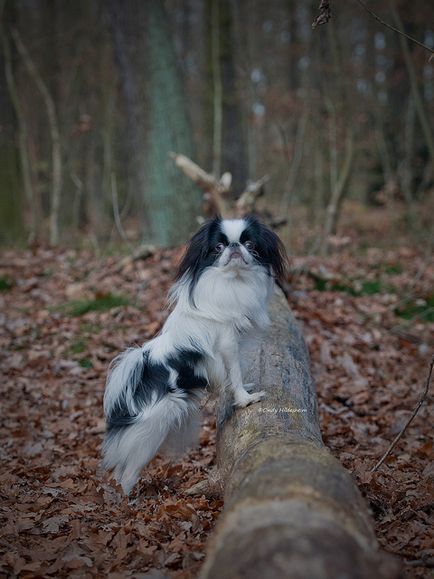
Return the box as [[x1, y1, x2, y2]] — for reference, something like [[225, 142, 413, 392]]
[[221, 340, 265, 408]]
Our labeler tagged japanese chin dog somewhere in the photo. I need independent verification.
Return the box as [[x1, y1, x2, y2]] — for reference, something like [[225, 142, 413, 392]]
[[102, 216, 287, 494]]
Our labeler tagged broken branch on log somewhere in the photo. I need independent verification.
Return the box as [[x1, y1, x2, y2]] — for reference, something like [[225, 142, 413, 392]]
[[235, 175, 270, 217], [169, 152, 231, 217], [169, 152, 273, 222]]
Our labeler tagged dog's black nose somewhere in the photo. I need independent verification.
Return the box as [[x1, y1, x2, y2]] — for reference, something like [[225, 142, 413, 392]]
[[229, 242, 240, 247]]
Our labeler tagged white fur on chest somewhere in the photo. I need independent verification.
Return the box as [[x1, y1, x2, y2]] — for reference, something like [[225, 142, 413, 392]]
[[148, 265, 272, 368]]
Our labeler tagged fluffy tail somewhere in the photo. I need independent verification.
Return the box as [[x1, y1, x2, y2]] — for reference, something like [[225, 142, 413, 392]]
[[102, 347, 198, 494]]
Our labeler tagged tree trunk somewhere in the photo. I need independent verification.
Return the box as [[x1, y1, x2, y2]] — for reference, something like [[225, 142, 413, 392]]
[[321, 130, 355, 255], [218, 0, 248, 194], [107, 0, 201, 246], [11, 28, 62, 246], [144, 0, 201, 245], [106, 0, 148, 233], [200, 291, 399, 579], [320, 18, 355, 255], [2, 29, 36, 244], [210, 0, 222, 177]]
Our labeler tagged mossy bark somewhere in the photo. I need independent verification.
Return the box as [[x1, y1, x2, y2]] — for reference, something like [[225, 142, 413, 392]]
[[200, 291, 399, 579], [144, 0, 201, 245]]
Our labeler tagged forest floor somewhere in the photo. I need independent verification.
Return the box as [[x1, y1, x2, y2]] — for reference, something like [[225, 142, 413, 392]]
[[0, 237, 433, 578]]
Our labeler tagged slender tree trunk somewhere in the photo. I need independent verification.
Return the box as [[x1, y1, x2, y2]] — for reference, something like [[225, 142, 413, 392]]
[[321, 131, 355, 254], [280, 105, 309, 214], [2, 29, 37, 243], [401, 96, 416, 225], [314, 135, 325, 228], [321, 19, 355, 254], [106, 0, 147, 230], [0, 34, 23, 243], [325, 95, 338, 194], [218, 0, 248, 193], [210, 0, 222, 177], [11, 28, 62, 246]]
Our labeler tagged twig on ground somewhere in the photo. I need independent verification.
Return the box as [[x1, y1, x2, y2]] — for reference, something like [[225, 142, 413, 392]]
[[405, 558, 434, 569], [389, 326, 434, 348], [354, 0, 434, 57], [370, 354, 434, 473]]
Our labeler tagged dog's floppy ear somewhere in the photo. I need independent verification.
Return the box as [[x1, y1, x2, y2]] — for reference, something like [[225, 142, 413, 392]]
[[175, 216, 221, 283], [245, 215, 288, 285], [258, 221, 288, 285]]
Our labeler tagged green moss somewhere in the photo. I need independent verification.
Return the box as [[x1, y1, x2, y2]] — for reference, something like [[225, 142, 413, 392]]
[[79, 358, 93, 369], [359, 280, 383, 295], [80, 322, 102, 335], [395, 295, 434, 322], [314, 277, 394, 297], [70, 339, 87, 354], [383, 263, 403, 275], [61, 293, 131, 316], [0, 276, 13, 291]]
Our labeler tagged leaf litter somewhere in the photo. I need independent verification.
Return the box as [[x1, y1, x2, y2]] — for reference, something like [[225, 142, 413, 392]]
[[0, 245, 432, 577]]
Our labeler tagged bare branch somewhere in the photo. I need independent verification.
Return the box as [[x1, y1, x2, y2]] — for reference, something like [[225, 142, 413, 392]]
[[354, 0, 434, 56], [236, 175, 270, 217], [169, 152, 218, 191], [371, 353, 434, 473], [169, 152, 232, 217], [312, 0, 434, 56]]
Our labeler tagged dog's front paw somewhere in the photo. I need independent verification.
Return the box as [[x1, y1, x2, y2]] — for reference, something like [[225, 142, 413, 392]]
[[233, 389, 266, 409]]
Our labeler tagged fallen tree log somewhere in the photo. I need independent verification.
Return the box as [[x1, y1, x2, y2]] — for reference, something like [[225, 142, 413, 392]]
[[200, 290, 399, 579]]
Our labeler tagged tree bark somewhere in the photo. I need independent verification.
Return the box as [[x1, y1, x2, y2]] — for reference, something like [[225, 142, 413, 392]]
[[107, 0, 201, 246], [2, 29, 36, 243], [200, 291, 399, 579], [321, 129, 355, 255], [218, 0, 248, 194], [210, 0, 222, 178]]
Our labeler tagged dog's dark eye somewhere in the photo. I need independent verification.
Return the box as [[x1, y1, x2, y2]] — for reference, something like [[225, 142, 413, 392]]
[[215, 243, 225, 253], [244, 240, 255, 251]]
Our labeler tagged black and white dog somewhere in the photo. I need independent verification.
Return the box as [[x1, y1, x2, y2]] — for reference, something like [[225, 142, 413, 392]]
[[103, 216, 287, 493]]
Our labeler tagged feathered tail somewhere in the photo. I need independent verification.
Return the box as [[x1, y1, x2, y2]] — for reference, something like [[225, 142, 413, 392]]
[[102, 346, 200, 494]]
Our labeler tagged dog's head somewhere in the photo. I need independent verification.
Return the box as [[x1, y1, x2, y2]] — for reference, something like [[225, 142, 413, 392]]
[[175, 216, 287, 303]]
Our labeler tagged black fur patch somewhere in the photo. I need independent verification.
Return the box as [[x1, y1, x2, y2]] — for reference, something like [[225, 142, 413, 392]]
[[240, 216, 288, 284], [106, 349, 207, 433], [175, 217, 224, 304], [167, 348, 208, 393]]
